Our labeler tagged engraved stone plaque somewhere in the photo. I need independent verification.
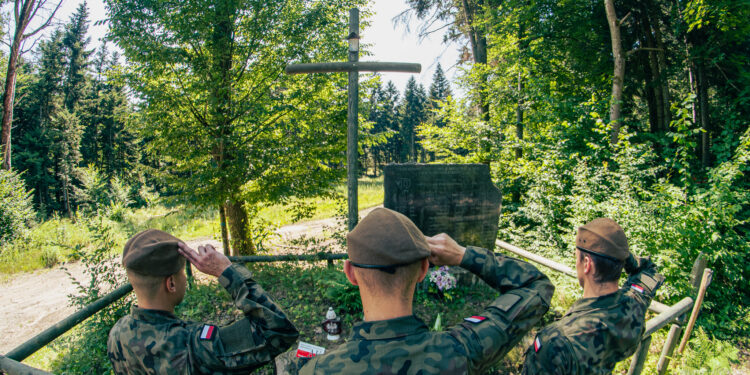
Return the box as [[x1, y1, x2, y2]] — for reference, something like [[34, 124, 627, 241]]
[[384, 163, 502, 250]]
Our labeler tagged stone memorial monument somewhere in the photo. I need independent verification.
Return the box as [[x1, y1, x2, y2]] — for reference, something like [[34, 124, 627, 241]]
[[384, 163, 502, 251]]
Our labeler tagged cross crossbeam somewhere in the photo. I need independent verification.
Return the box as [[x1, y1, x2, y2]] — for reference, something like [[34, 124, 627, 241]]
[[285, 62, 421, 75], [285, 8, 421, 231]]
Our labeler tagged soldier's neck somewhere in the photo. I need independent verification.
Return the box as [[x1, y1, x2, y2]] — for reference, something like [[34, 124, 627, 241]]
[[360, 292, 413, 321], [582, 281, 619, 299], [135, 291, 176, 313]]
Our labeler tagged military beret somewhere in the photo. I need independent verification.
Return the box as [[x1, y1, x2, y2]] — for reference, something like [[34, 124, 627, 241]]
[[122, 229, 184, 276], [346, 208, 430, 270], [576, 218, 629, 262]]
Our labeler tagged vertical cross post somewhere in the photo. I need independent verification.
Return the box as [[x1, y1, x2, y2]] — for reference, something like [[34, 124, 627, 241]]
[[346, 8, 359, 231], [285, 8, 420, 232]]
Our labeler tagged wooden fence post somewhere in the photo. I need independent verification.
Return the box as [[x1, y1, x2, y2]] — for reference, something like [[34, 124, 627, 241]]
[[627, 335, 652, 375], [656, 324, 683, 374], [689, 252, 707, 293], [678, 268, 713, 354]]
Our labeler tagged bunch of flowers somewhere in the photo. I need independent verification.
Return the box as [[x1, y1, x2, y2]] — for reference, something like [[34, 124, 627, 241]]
[[429, 266, 457, 292]]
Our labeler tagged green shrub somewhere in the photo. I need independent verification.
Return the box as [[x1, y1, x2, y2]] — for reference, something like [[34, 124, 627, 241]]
[[51, 218, 132, 373], [0, 169, 35, 245], [679, 328, 740, 373], [500, 119, 750, 340]]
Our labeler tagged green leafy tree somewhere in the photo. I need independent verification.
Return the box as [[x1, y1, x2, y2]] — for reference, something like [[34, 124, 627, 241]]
[[104, 0, 363, 255]]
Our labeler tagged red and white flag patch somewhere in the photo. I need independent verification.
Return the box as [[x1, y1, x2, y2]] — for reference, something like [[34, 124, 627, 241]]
[[630, 284, 645, 293], [200, 325, 216, 340], [534, 337, 542, 352], [296, 341, 326, 358], [464, 316, 487, 324]]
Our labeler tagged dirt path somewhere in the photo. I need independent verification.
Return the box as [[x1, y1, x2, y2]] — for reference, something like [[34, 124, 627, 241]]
[[0, 207, 380, 354]]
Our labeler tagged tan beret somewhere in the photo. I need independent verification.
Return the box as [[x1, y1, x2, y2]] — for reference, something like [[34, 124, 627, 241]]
[[123, 229, 184, 276], [576, 218, 629, 262], [346, 208, 430, 267]]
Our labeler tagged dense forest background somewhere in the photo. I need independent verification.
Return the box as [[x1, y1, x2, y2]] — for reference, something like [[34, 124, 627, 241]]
[[0, 0, 748, 364]]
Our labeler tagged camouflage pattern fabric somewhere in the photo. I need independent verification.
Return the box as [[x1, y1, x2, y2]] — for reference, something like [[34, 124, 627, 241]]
[[300, 246, 555, 375], [522, 256, 664, 375], [107, 264, 299, 374]]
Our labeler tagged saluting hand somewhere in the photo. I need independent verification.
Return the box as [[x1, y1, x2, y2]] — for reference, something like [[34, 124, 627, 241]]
[[178, 243, 232, 277], [426, 233, 466, 267]]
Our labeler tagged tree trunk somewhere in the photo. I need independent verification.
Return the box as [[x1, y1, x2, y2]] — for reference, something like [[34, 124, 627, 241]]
[[1, 7, 26, 170], [224, 200, 254, 256], [2, 0, 61, 170], [219, 203, 230, 255], [649, 4, 671, 130], [604, 0, 625, 144]]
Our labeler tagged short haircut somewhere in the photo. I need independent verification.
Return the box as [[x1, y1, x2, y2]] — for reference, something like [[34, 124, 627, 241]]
[[354, 260, 423, 300], [126, 257, 185, 299], [579, 250, 623, 283]]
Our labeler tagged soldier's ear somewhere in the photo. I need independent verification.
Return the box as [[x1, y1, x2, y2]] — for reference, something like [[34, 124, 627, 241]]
[[416, 258, 429, 283], [165, 275, 177, 293], [343, 260, 359, 286], [583, 254, 594, 275]]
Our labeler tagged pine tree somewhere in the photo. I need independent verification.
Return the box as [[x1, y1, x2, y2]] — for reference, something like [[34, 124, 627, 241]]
[[428, 63, 452, 105], [63, 2, 92, 112], [14, 31, 68, 213], [80, 44, 137, 178], [399, 77, 427, 162], [382, 81, 401, 164]]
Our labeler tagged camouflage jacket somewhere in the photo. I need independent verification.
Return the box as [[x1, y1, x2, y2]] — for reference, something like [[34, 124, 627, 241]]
[[300, 246, 555, 375], [522, 256, 664, 375], [107, 264, 299, 375]]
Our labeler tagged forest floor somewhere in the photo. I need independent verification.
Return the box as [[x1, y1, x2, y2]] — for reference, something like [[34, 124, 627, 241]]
[[0, 206, 380, 354]]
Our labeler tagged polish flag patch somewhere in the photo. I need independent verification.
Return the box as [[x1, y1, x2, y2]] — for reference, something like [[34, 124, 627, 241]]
[[296, 341, 326, 358], [631, 284, 645, 293], [534, 337, 542, 352], [464, 316, 487, 324], [200, 325, 216, 340]]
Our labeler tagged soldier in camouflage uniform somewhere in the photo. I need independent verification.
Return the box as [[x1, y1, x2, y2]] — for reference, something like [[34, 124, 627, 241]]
[[300, 208, 554, 375], [107, 229, 298, 374], [522, 218, 664, 374]]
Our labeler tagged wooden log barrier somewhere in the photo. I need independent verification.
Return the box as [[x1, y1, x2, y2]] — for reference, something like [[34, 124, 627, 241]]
[[5, 283, 134, 362], [627, 335, 652, 375], [678, 268, 713, 354], [0, 354, 52, 375], [657, 324, 683, 375]]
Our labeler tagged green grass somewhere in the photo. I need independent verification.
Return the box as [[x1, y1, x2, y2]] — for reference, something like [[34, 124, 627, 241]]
[[256, 177, 383, 226], [0, 178, 383, 277]]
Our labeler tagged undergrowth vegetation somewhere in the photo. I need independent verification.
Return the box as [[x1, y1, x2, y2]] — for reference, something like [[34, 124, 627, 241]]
[[0, 178, 384, 276]]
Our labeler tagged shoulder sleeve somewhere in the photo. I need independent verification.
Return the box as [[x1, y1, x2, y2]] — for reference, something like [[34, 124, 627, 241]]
[[623, 256, 665, 305], [189, 264, 299, 373], [521, 329, 578, 375], [449, 246, 555, 374]]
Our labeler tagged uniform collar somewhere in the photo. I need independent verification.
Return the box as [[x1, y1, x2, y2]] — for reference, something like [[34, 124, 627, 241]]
[[350, 315, 428, 341], [131, 305, 179, 323], [565, 288, 626, 316]]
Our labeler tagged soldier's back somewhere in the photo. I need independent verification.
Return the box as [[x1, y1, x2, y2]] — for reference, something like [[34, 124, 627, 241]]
[[301, 316, 467, 375], [523, 287, 648, 374], [108, 308, 191, 375]]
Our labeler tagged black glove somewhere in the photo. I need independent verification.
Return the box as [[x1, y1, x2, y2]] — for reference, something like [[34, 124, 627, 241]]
[[624, 253, 639, 275]]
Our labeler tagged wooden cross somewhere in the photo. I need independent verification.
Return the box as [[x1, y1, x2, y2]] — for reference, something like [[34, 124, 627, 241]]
[[286, 8, 421, 231]]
